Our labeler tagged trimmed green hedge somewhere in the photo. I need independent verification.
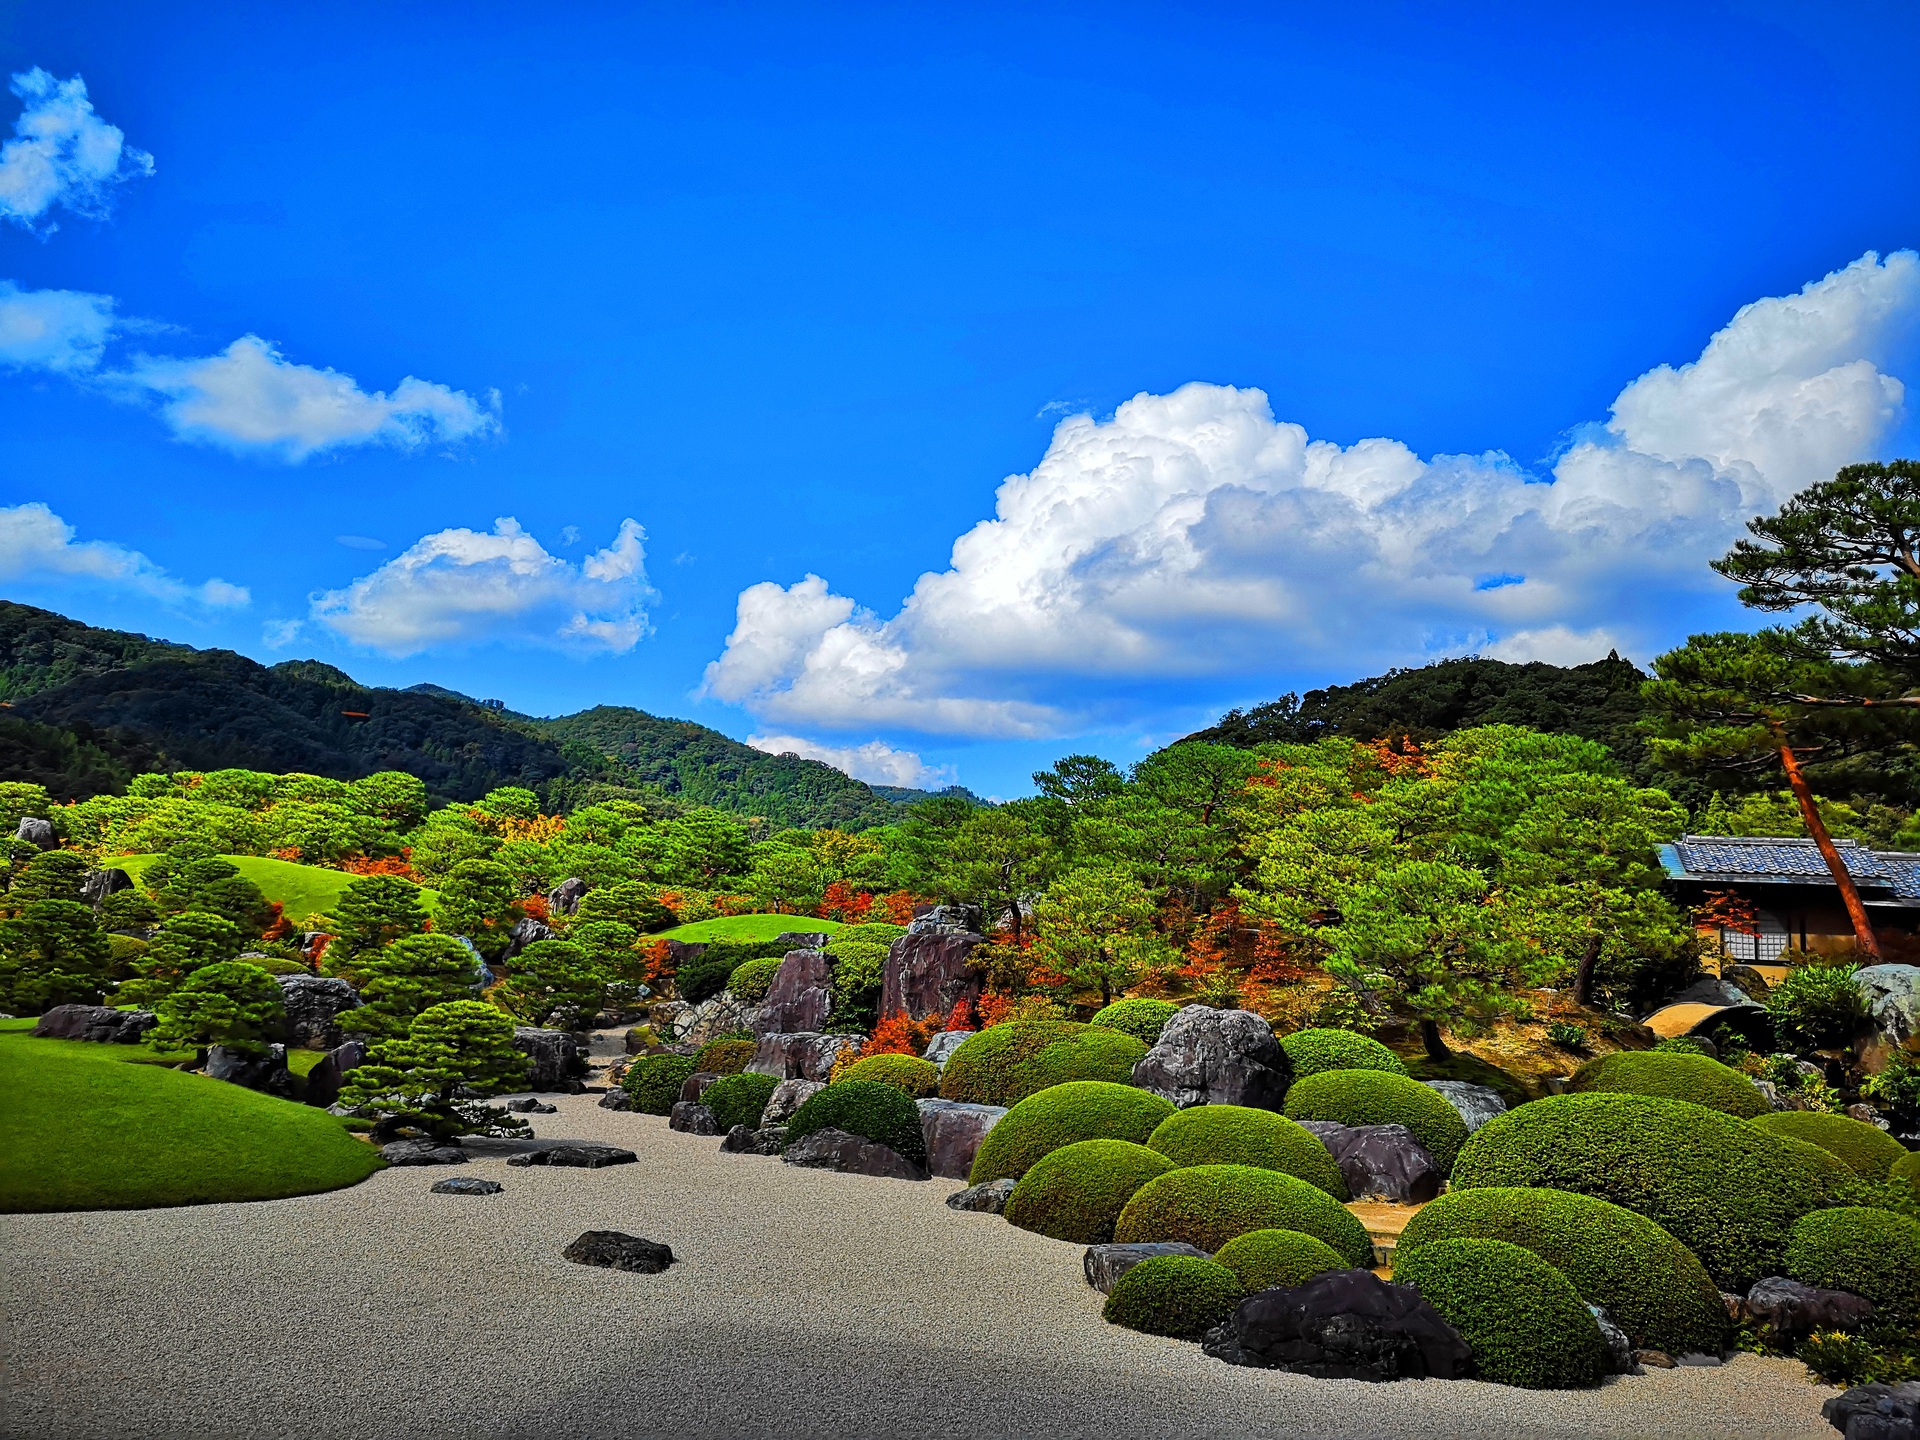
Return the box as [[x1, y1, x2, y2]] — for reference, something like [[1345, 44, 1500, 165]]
[[1102, 1255, 1244, 1340], [623, 1054, 697, 1115], [1114, 1163, 1374, 1266], [1895, 1150, 1920, 1196], [1786, 1207, 1920, 1323], [1089, 997, 1180, 1046], [1748, 1111, 1909, 1180], [1279, 1028, 1408, 1079], [1212, 1228, 1347, 1293], [1395, 1186, 1728, 1354], [1004, 1139, 1175, 1244], [1282, 1069, 1468, 1171], [690, 1037, 756, 1076], [1145, 1104, 1347, 1199], [726, 955, 786, 1003], [1394, 1238, 1606, 1389], [786, 1079, 927, 1168], [969, 1081, 1175, 1185], [840, 1053, 940, 1099], [939, 1020, 1148, 1107], [1567, 1051, 1766, 1119], [702, 1071, 780, 1131], [1450, 1093, 1854, 1290]]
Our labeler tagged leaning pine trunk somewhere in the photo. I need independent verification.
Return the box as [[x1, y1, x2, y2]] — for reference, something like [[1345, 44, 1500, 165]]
[[1778, 742, 1882, 960], [1572, 932, 1603, 1007], [1419, 1019, 1450, 1062]]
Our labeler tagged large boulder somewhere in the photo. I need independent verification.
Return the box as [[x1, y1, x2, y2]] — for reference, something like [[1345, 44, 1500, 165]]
[[923, 1029, 974, 1070], [1744, 1277, 1874, 1342], [381, 1138, 467, 1166], [673, 992, 762, 1048], [1822, 1381, 1920, 1440], [507, 1144, 637, 1168], [917, 1097, 1008, 1180], [679, 1072, 721, 1105], [759, 1078, 825, 1126], [756, 949, 833, 1035], [32, 1004, 156, 1044], [1202, 1269, 1473, 1381], [277, 974, 361, 1049], [1132, 1005, 1292, 1110], [14, 816, 56, 850], [748, 1032, 862, 1083], [1854, 965, 1920, 1051], [782, 1126, 928, 1180], [512, 1027, 586, 1093], [547, 877, 589, 917], [879, 914, 985, 1023], [1296, 1121, 1443, 1204], [206, 1044, 294, 1096], [80, 867, 132, 909], [501, 916, 555, 963], [1083, 1241, 1212, 1295], [302, 1038, 368, 1108], [1421, 1080, 1508, 1134], [562, 1231, 673, 1272], [669, 1102, 718, 1135]]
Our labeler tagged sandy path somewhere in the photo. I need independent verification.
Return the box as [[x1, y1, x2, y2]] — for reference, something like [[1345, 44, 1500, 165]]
[[1, 1092, 1835, 1440]]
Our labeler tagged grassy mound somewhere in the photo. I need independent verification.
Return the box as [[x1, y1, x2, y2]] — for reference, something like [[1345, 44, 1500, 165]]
[[1786, 1207, 1920, 1323], [1747, 1111, 1910, 1180], [1278, 1028, 1408, 1079], [690, 1037, 756, 1075], [968, 1080, 1175, 1184], [653, 915, 846, 944], [1114, 1163, 1374, 1265], [840, 1053, 940, 1099], [1102, 1255, 1244, 1340], [116, 852, 434, 927], [1282, 1069, 1469, 1171], [0, 1027, 382, 1212], [1212, 1228, 1347, 1293], [1088, 997, 1181, 1046], [1394, 1185, 1728, 1354], [1394, 1238, 1606, 1389], [1895, 1150, 1920, 1196], [939, 1021, 1148, 1107], [623, 1054, 698, 1114], [1145, 1104, 1347, 1198], [1004, 1139, 1176, 1244], [702, 1071, 780, 1131], [786, 1080, 927, 1167], [1568, 1052, 1767, 1119]]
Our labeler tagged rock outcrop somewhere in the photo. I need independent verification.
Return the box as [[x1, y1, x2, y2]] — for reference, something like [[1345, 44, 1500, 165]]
[[756, 949, 833, 1035], [747, 1032, 862, 1082], [879, 909, 985, 1023], [917, 1098, 1008, 1180], [1202, 1270, 1472, 1381], [1132, 1005, 1292, 1110], [32, 1004, 156, 1044], [782, 1127, 927, 1180], [512, 1026, 586, 1093], [277, 974, 361, 1049]]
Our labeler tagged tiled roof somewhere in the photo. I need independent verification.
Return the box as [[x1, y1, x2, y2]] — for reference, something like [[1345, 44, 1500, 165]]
[[1668, 835, 1894, 883]]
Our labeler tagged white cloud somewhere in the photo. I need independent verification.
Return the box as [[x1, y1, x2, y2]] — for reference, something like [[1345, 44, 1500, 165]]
[[0, 68, 153, 232], [0, 501, 248, 607], [311, 517, 654, 657], [1481, 626, 1624, 666], [0, 280, 115, 373], [747, 733, 956, 789], [705, 251, 1919, 738], [261, 618, 303, 648]]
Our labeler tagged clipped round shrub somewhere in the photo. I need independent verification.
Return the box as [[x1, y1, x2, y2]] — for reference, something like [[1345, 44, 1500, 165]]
[[939, 1020, 1148, 1107], [1395, 1186, 1727, 1354], [968, 1080, 1175, 1184], [1004, 1140, 1176, 1244], [702, 1071, 780, 1131], [726, 955, 786, 1003], [786, 1079, 927, 1168], [690, 1036, 756, 1075], [1279, 1027, 1408, 1079], [1146, 1105, 1347, 1199], [1282, 1069, 1469, 1172], [1747, 1111, 1909, 1180], [840, 1052, 940, 1099], [1450, 1092, 1854, 1290], [1089, 997, 1180, 1046], [623, 1054, 697, 1115], [1212, 1228, 1347, 1293], [1894, 1150, 1920, 1195], [1394, 1239, 1605, 1389], [1785, 1207, 1920, 1322], [1567, 1051, 1767, 1119], [1654, 1035, 1716, 1058], [1101, 1255, 1243, 1340], [1115, 1163, 1374, 1265]]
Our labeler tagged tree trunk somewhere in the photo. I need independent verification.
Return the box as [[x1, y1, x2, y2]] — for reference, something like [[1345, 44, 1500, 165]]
[[1779, 742, 1882, 959], [1572, 932, 1603, 1007], [1419, 1019, 1450, 1062]]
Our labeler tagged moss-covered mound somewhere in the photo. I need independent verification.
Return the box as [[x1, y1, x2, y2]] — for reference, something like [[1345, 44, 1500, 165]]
[[840, 1052, 940, 1099], [1212, 1228, 1347, 1293], [1895, 1150, 1920, 1196], [1394, 1238, 1606, 1389], [1101, 1255, 1244, 1340], [1114, 1163, 1374, 1265], [968, 1080, 1175, 1184], [1450, 1092, 1853, 1290], [939, 1020, 1148, 1107], [1282, 1069, 1469, 1171], [1786, 1207, 1920, 1322], [1088, 997, 1181, 1046], [623, 1054, 698, 1115], [1395, 1186, 1728, 1354], [1278, 1028, 1409, 1079], [725, 955, 786, 1002], [1567, 1051, 1767, 1119], [1748, 1111, 1909, 1180], [690, 1036, 756, 1076], [1145, 1105, 1347, 1199], [785, 1079, 928, 1168], [702, 1071, 780, 1131], [1004, 1139, 1176, 1244]]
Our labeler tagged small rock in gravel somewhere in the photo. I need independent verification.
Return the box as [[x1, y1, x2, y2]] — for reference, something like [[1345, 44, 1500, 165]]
[[381, 1139, 468, 1166], [1084, 1241, 1211, 1294], [505, 1098, 558, 1114], [669, 1101, 718, 1135], [561, 1231, 674, 1273], [506, 1144, 637, 1168], [597, 1088, 632, 1111], [1588, 1306, 1637, 1375], [1637, 1350, 1676, 1368], [721, 1124, 759, 1153], [430, 1177, 503, 1195], [946, 1179, 1016, 1214], [1822, 1380, 1920, 1440], [1675, 1353, 1723, 1367]]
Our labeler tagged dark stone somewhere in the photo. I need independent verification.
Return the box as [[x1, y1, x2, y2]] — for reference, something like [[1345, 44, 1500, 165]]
[[1201, 1269, 1472, 1381], [512, 1026, 586, 1093], [1746, 1277, 1874, 1341], [206, 1044, 294, 1096], [276, 974, 361, 1050], [431, 1177, 503, 1195], [880, 927, 984, 1024], [720, 1123, 787, 1156], [561, 1230, 675, 1273], [1085, 1241, 1212, 1295], [14, 816, 56, 850], [80, 867, 132, 908], [781, 1126, 928, 1180], [772, 931, 833, 950], [917, 1098, 1008, 1180], [756, 949, 834, 1035], [668, 1101, 718, 1135], [759, 1078, 825, 1125], [504, 1097, 558, 1113], [679, 1072, 721, 1105], [1420, 1081, 1507, 1134], [721, 1124, 760, 1153], [1590, 1306, 1637, 1375], [501, 916, 555, 962], [506, 1143, 637, 1168], [597, 1088, 632, 1111], [1300, 1121, 1442, 1204], [747, 1032, 862, 1082], [32, 1004, 156, 1044], [1133, 1005, 1292, 1110], [547, 877, 589, 917], [302, 1038, 368, 1108], [1823, 1381, 1920, 1440], [1675, 1353, 1723, 1367], [1721, 965, 1771, 1002], [381, 1138, 468, 1166], [946, 1179, 1017, 1214]]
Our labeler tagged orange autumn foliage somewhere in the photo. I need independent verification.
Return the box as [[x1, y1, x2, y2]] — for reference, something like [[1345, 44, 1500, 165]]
[[817, 880, 874, 923], [863, 1012, 943, 1058], [339, 853, 418, 879], [520, 893, 550, 922], [875, 890, 921, 926]]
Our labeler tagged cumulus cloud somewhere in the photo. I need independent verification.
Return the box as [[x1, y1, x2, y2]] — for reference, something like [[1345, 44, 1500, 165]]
[[1481, 626, 1624, 666], [0, 280, 116, 373], [0, 501, 248, 607], [747, 733, 956, 789], [0, 68, 153, 232], [312, 517, 654, 657], [706, 251, 1920, 738]]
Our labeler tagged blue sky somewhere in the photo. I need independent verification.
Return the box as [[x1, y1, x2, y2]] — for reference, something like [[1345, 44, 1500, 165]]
[[3, 3, 1918, 798]]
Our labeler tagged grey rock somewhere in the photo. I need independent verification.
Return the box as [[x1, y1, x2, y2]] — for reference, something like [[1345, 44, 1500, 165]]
[[946, 1179, 1017, 1214], [546, 877, 589, 917], [1084, 1241, 1212, 1294], [772, 931, 833, 950], [14, 815, 56, 850], [1822, 1381, 1920, 1440], [1589, 1306, 1638, 1375], [1745, 1276, 1874, 1341], [276, 974, 361, 1050], [32, 1004, 156, 1044], [512, 1026, 586, 1093], [668, 1101, 718, 1135], [1675, 1352, 1722, 1367], [922, 1029, 974, 1070], [1721, 965, 1771, 1001], [561, 1230, 674, 1273], [747, 1031, 862, 1083], [909, 904, 984, 934], [1304, 1122, 1442, 1204], [381, 1138, 468, 1166], [1844, 1103, 1890, 1130], [879, 927, 984, 1024], [917, 1097, 1008, 1180], [206, 1044, 294, 1096], [302, 1038, 368, 1108], [1201, 1269, 1472, 1380], [1637, 1349, 1676, 1369], [431, 1177, 503, 1195], [1666, 975, 1758, 1010], [759, 1078, 825, 1126], [1133, 1005, 1292, 1110], [504, 1097, 557, 1113], [781, 1126, 928, 1180], [756, 949, 834, 1035], [1421, 1080, 1508, 1133], [720, 1124, 761, 1153], [506, 1143, 637, 1168], [679, 1071, 721, 1105], [501, 916, 555, 962], [80, 867, 132, 908], [1855, 965, 1920, 1050], [672, 991, 762, 1048], [597, 1088, 632, 1111]]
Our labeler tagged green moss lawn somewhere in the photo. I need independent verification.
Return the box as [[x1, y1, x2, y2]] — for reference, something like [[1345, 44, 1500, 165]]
[[655, 913, 847, 943], [113, 853, 437, 927]]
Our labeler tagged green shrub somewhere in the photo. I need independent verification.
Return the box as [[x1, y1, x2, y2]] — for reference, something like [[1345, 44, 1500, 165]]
[[1654, 1035, 1715, 1058], [1394, 1239, 1605, 1389], [939, 1020, 1147, 1107], [623, 1054, 697, 1115], [1450, 1093, 1854, 1289], [1278, 1027, 1408, 1079], [1089, 997, 1180, 1046], [1145, 1105, 1347, 1199], [1101, 1255, 1243, 1340], [243, 955, 311, 977], [840, 1052, 940, 1099], [726, 955, 786, 1003], [1282, 1069, 1468, 1171], [690, 1036, 756, 1075], [1546, 1021, 1589, 1052], [968, 1080, 1175, 1184], [147, 960, 287, 1056], [786, 1079, 927, 1168], [1004, 1139, 1176, 1244], [1894, 1151, 1920, 1196], [702, 1071, 780, 1131], [1748, 1111, 1909, 1180], [1212, 1228, 1347, 1293], [1767, 960, 1872, 1051], [1114, 1163, 1374, 1265], [832, 922, 907, 947], [1567, 1051, 1767, 1119], [1786, 1207, 1920, 1323], [1395, 1186, 1728, 1354]]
